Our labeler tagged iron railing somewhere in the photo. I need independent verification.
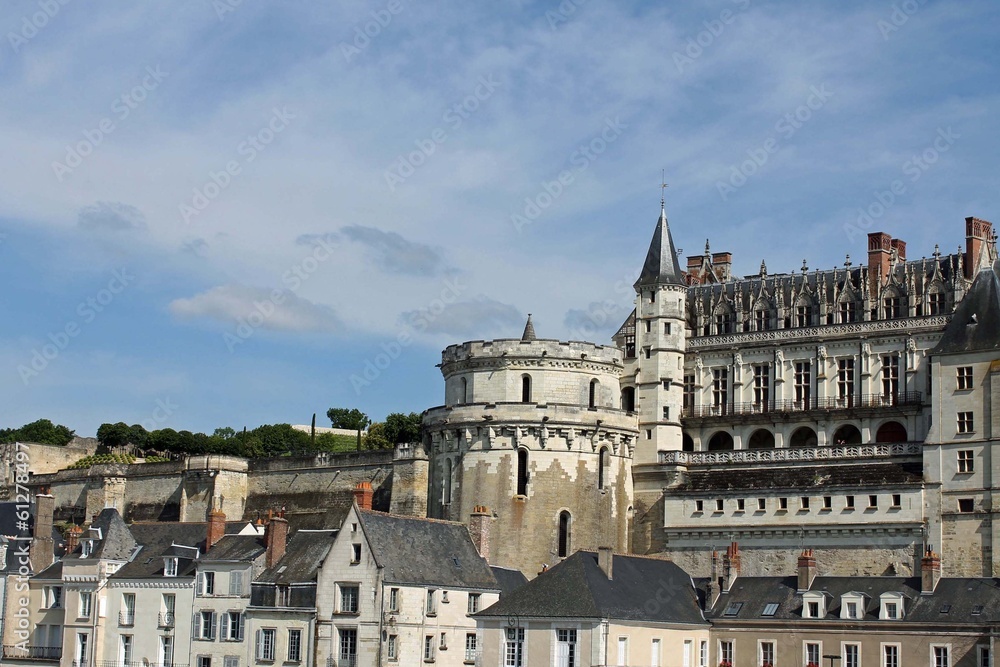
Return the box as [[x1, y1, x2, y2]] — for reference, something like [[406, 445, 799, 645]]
[[118, 611, 135, 626], [659, 442, 921, 465], [682, 392, 922, 418], [2, 646, 62, 660]]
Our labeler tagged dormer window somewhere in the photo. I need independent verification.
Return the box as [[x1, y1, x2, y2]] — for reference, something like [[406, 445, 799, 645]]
[[802, 591, 827, 618], [80, 540, 93, 558], [879, 592, 905, 620], [840, 593, 865, 619], [164, 558, 178, 577]]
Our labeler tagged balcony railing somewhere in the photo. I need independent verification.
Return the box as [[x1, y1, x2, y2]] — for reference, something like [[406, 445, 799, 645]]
[[682, 392, 922, 419], [158, 612, 175, 627], [2, 646, 62, 661], [95, 662, 186, 667], [118, 611, 135, 626], [659, 442, 922, 466]]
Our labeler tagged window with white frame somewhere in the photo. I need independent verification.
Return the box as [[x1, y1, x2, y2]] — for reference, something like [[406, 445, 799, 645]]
[[221, 611, 243, 641], [617, 637, 629, 666], [794, 362, 811, 405], [760, 640, 775, 667], [223, 657, 238, 667], [713, 369, 729, 409], [439, 632, 447, 650], [837, 359, 855, 401], [700, 640, 709, 667], [79, 591, 92, 619], [44, 585, 63, 608], [255, 628, 276, 662], [753, 365, 770, 406], [164, 558, 178, 577], [840, 594, 863, 620], [802, 592, 826, 618], [932, 645, 950, 667], [339, 629, 357, 663], [426, 589, 437, 615], [556, 629, 577, 667], [160, 636, 174, 667], [720, 640, 734, 667], [198, 571, 215, 596], [880, 593, 904, 620], [883, 645, 900, 667], [423, 635, 435, 662], [465, 633, 477, 663], [843, 644, 860, 667], [196, 611, 216, 640], [387, 634, 398, 661], [957, 366, 973, 390], [958, 412, 975, 434], [388, 587, 399, 612], [958, 450, 974, 473], [121, 593, 135, 625], [504, 628, 524, 667], [120, 635, 133, 666], [198, 656, 211, 667], [339, 585, 359, 614], [881, 354, 899, 400], [287, 629, 301, 663], [977, 646, 990, 667], [805, 642, 821, 667], [467, 592, 480, 614]]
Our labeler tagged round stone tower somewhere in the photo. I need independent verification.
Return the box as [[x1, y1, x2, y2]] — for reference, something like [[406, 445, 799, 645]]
[[422, 317, 638, 577]]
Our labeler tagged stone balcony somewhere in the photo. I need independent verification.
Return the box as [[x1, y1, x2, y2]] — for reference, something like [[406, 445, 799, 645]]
[[681, 391, 923, 426], [658, 442, 921, 467]]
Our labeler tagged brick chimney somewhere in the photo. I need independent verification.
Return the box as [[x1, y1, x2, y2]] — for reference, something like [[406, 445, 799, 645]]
[[65, 524, 83, 554], [966, 217, 994, 277], [207, 508, 226, 550], [722, 541, 740, 592], [868, 232, 893, 296], [707, 549, 722, 609], [797, 548, 818, 592], [468, 506, 491, 563], [29, 493, 55, 571], [712, 252, 733, 282], [597, 546, 614, 580], [264, 511, 289, 568], [353, 481, 373, 511], [921, 546, 941, 595]]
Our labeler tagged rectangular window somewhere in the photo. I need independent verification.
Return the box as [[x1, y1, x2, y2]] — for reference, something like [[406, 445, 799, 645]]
[[760, 641, 775, 667], [426, 589, 437, 615], [779, 497, 788, 510], [222, 611, 243, 641], [977, 646, 990, 667], [287, 629, 301, 663], [933, 646, 950, 667], [198, 657, 211, 667], [882, 355, 899, 402], [387, 635, 398, 661], [618, 637, 629, 665], [556, 629, 577, 667], [795, 304, 812, 328], [959, 498, 975, 513], [504, 628, 524, 667], [198, 611, 215, 640], [806, 642, 821, 667], [163, 593, 176, 623], [716, 312, 732, 334], [869, 495, 878, 509], [884, 602, 899, 619], [806, 601, 820, 618], [794, 362, 811, 406], [389, 587, 399, 612], [695, 500, 703, 513], [891, 494, 901, 508], [164, 557, 178, 576], [644, 347, 651, 359], [700, 641, 708, 667], [839, 300, 856, 323], [645, 320, 651, 333], [720, 640, 734, 666], [229, 570, 244, 596], [340, 585, 359, 614], [843, 644, 861, 667], [755, 308, 770, 331], [120, 635, 133, 666], [957, 366, 973, 389], [757, 498, 766, 511], [224, 658, 238, 667], [79, 592, 92, 619], [277, 585, 290, 607], [339, 629, 357, 663], [715, 498, 724, 512], [121, 593, 135, 626], [161, 637, 174, 667], [465, 633, 478, 663], [467, 593, 480, 614], [683, 375, 696, 411], [753, 365, 770, 407], [255, 629, 276, 662], [845, 601, 859, 619], [958, 412, 975, 433], [712, 369, 729, 412], [199, 571, 215, 596], [736, 498, 745, 512], [823, 496, 832, 510], [884, 297, 901, 319], [882, 644, 899, 667], [663, 406, 670, 420], [351, 544, 362, 563], [837, 359, 855, 403], [846, 495, 855, 509], [958, 450, 974, 473], [665, 322, 672, 335], [800, 496, 810, 510]]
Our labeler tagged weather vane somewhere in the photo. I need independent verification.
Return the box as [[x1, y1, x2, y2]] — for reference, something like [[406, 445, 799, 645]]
[[660, 170, 668, 206]]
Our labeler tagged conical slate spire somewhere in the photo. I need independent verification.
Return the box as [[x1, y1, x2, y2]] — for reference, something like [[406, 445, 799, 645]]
[[521, 314, 537, 341], [634, 204, 685, 288]]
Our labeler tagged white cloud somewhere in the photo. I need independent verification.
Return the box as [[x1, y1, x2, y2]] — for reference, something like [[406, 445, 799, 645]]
[[169, 284, 342, 333]]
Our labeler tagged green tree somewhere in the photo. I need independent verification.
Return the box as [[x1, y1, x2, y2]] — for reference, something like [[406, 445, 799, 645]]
[[327, 407, 371, 451], [0, 419, 75, 446], [213, 426, 236, 440], [383, 412, 422, 445], [362, 422, 392, 450], [96, 422, 133, 450]]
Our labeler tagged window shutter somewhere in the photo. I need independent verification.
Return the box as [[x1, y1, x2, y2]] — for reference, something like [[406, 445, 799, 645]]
[[238, 613, 245, 641], [211, 612, 218, 640], [230, 571, 242, 596], [192, 611, 199, 638], [222, 613, 231, 640], [255, 630, 262, 660], [197, 572, 204, 596]]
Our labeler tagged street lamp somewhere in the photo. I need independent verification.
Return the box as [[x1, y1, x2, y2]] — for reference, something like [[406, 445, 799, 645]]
[[825, 654, 842, 667]]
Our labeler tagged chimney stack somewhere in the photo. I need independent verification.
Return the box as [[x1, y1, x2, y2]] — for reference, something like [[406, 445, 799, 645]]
[[597, 546, 614, 580], [868, 232, 893, 296], [65, 524, 83, 554], [966, 217, 994, 277], [353, 481, 373, 511], [722, 542, 741, 592], [921, 546, 942, 595], [797, 549, 818, 592], [29, 493, 55, 571], [207, 508, 226, 550], [264, 511, 289, 568], [712, 252, 733, 282], [707, 550, 722, 609], [469, 506, 491, 564]]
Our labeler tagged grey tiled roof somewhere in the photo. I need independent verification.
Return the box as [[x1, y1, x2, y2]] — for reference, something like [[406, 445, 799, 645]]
[[490, 566, 528, 597], [933, 258, 1000, 354], [635, 207, 685, 288], [359, 509, 498, 590], [478, 551, 708, 625], [256, 530, 335, 584], [113, 522, 208, 579], [202, 534, 265, 562], [63, 508, 136, 562], [707, 575, 1000, 624]]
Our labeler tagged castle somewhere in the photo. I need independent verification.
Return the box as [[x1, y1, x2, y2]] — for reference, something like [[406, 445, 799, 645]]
[[17, 204, 1000, 582]]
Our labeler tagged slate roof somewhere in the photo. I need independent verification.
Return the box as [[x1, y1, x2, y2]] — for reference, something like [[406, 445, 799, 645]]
[[933, 257, 1000, 355], [358, 509, 498, 590], [112, 522, 208, 579], [707, 575, 1000, 624], [64, 508, 137, 561], [256, 530, 335, 584], [635, 206, 685, 288], [677, 462, 923, 492], [34, 561, 63, 580], [478, 551, 708, 626], [490, 566, 528, 597], [202, 534, 265, 562]]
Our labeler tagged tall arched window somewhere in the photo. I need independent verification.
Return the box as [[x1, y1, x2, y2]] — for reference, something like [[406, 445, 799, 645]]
[[460, 377, 468, 404], [521, 375, 532, 403], [558, 511, 571, 558], [598, 448, 608, 490], [589, 379, 599, 408], [443, 458, 452, 504], [516, 448, 529, 496]]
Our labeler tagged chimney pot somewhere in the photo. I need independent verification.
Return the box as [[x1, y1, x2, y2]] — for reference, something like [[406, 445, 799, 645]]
[[469, 506, 491, 564], [797, 548, 818, 592], [597, 546, 614, 580], [353, 482, 374, 511], [921, 546, 942, 595]]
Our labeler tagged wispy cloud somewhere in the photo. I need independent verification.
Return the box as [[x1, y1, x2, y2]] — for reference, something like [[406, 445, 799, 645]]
[[339, 225, 450, 277], [77, 201, 147, 232], [400, 296, 521, 337], [169, 284, 342, 333]]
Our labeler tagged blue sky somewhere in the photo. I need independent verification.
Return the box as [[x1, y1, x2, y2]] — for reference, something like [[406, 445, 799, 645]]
[[2, 0, 998, 437]]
